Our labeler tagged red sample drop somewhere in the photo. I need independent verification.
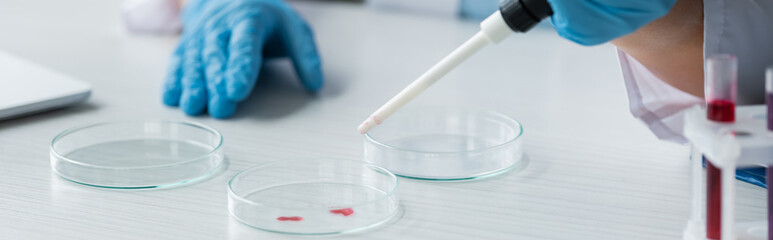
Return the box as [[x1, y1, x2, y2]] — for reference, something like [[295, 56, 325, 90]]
[[330, 208, 354, 216], [277, 216, 303, 221], [707, 100, 735, 122]]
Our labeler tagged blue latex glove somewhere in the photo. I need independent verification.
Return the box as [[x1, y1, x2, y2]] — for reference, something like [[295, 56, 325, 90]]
[[163, 0, 323, 118], [546, 0, 677, 46]]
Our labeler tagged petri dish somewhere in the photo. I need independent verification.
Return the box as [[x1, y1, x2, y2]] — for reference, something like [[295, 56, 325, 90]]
[[50, 121, 224, 189], [364, 108, 524, 180], [228, 159, 400, 235]]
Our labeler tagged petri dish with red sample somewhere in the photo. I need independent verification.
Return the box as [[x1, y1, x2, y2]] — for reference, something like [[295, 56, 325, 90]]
[[227, 159, 400, 235]]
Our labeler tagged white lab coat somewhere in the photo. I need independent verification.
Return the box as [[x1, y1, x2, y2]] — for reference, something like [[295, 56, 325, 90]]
[[618, 0, 773, 143]]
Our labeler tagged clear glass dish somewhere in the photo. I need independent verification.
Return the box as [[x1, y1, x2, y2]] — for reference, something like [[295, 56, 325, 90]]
[[50, 121, 224, 189], [364, 108, 524, 180], [228, 159, 400, 235]]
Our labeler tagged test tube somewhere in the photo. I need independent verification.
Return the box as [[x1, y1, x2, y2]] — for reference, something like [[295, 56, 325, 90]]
[[767, 67, 773, 240], [768, 166, 773, 240], [705, 54, 737, 122], [704, 54, 737, 240], [766, 67, 772, 131], [706, 159, 722, 239]]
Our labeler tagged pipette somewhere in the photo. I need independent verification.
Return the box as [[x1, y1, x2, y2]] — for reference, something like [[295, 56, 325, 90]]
[[357, 0, 553, 134]]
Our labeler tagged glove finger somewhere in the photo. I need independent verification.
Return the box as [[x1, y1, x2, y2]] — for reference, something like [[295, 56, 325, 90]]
[[277, 7, 324, 92], [207, 92, 237, 119], [180, 40, 208, 116], [224, 17, 270, 102], [206, 57, 237, 119], [202, 20, 238, 118], [162, 44, 184, 106]]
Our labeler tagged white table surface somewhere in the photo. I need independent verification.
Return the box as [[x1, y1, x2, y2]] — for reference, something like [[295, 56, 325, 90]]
[[0, 1, 767, 239]]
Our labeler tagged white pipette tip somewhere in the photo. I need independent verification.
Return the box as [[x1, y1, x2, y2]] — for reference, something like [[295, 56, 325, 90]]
[[357, 116, 380, 134]]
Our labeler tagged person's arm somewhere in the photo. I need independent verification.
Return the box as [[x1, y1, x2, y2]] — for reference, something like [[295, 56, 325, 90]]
[[611, 0, 704, 98]]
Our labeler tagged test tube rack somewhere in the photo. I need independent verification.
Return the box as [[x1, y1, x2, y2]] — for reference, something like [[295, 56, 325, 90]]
[[683, 105, 772, 240]]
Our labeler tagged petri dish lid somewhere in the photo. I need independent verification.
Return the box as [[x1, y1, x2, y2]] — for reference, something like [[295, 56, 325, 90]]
[[50, 120, 225, 189]]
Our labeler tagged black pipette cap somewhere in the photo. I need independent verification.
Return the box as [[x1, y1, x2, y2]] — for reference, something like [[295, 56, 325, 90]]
[[499, 0, 553, 33]]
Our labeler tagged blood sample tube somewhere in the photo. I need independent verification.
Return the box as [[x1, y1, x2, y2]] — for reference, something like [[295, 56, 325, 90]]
[[768, 166, 773, 240], [705, 55, 737, 122], [766, 67, 772, 131], [767, 67, 772, 240], [704, 54, 737, 239], [706, 159, 722, 239]]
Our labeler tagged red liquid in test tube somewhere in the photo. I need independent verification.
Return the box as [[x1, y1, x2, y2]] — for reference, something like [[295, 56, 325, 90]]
[[707, 100, 735, 122], [706, 161, 722, 239], [704, 55, 737, 239]]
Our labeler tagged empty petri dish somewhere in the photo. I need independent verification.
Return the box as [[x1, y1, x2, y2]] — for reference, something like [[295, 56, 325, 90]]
[[364, 108, 524, 180], [50, 121, 224, 189], [228, 159, 400, 235]]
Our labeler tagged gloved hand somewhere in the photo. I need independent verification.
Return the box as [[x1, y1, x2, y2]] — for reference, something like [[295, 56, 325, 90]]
[[163, 0, 323, 118], [546, 0, 677, 46]]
